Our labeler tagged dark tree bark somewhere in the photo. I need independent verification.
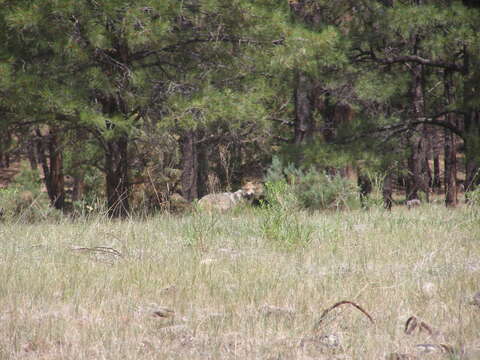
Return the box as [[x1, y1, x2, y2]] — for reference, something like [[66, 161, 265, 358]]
[[35, 128, 65, 210], [26, 135, 38, 171], [432, 128, 441, 190], [465, 112, 480, 192], [180, 130, 198, 201], [72, 174, 85, 202], [444, 70, 458, 206], [423, 124, 433, 189], [48, 128, 65, 210], [0, 151, 5, 168], [461, 0, 480, 196], [197, 130, 209, 199], [69, 128, 88, 202], [96, 90, 132, 218], [0, 131, 12, 169], [322, 92, 337, 144], [36, 129, 50, 180], [383, 172, 393, 211], [406, 63, 430, 201], [463, 0, 480, 8], [463, 43, 480, 193], [105, 134, 130, 217], [294, 71, 314, 145], [5, 153, 10, 168], [320, 96, 356, 177], [358, 173, 372, 208], [423, 136, 433, 190]]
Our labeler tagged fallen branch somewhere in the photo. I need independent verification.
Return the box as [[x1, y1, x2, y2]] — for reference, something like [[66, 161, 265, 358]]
[[71, 246, 123, 258], [405, 316, 433, 336], [313, 300, 375, 330]]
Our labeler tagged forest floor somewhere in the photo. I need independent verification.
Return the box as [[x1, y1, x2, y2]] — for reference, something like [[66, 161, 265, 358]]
[[0, 205, 479, 359]]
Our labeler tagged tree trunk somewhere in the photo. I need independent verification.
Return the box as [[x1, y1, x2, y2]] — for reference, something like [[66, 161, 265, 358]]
[[322, 92, 336, 144], [72, 174, 85, 202], [0, 131, 12, 169], [36, 129, 50, 184], [197, 130, 209, 199], [444, 70, 457, 206], [423, 141, 433, 190], [358, 173, 372, 208], [432, 128, 441, 191], [105, 135, 130, 217], [383, 172, 393, 211], [406, 63, 430, 201], [294, 71, 314, 145], [48, 128, 65, 210], [180, 130, 198, 201], [26, 136, 38, 170], [463, 44, 480, 194], [465, 113, 480, 192], [423, 125, 434, 189], [35, 128, 65, 210], [444, 130, 457, 206]]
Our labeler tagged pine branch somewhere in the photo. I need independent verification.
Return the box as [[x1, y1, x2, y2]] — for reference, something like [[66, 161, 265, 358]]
[[352, 48, 464, 71], [375, 54, 463, 71], [334, 109, 465, 145]]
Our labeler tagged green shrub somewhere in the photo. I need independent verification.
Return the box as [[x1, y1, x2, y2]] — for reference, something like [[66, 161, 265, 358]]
[[263, 179, 300, 211], [295, 169, 360, 210], [264, 157, 360, 211]]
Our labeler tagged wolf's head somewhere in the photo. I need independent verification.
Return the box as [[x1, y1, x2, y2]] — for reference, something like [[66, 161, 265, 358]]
[[241, 181, 263, 200]]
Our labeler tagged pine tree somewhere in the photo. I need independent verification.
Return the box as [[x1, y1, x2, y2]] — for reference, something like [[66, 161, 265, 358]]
[[1, 0, 282, 215]]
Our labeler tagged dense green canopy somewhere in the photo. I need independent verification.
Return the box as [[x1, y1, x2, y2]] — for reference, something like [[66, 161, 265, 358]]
[[0, 0, 479, 215]]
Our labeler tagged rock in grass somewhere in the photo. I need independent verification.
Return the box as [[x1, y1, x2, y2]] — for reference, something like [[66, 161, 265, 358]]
[[406, 199, 421, 209], [421, 282, 437, 299], [470, 292, 480, 307]]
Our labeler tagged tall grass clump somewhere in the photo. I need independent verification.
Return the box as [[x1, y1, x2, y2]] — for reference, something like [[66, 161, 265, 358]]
[[258, 157, 364, 248], [259, 180, 313, 249], [182, 211, 220, 251]]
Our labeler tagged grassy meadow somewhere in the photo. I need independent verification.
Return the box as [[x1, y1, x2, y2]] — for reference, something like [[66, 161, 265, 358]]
[[0, 204, 479, 359]]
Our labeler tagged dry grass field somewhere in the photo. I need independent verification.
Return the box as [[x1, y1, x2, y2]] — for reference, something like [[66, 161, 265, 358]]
[[0, 204, 479, 359]]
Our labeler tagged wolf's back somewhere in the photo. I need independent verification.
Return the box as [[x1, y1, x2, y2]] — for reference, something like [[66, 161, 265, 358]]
[[198, 193, 237, 212]]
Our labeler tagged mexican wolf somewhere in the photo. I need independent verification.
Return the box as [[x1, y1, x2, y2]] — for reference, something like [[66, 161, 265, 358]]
[[197, 182, 260, 212]]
